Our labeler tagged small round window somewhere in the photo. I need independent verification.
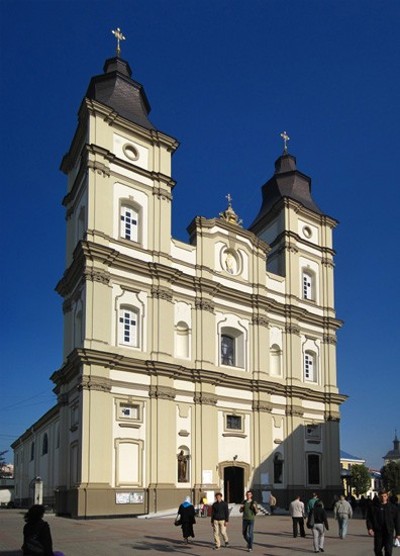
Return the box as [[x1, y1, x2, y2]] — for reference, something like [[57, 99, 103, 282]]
[[303, 226, 312, 239], [123, 143, 139, 161]]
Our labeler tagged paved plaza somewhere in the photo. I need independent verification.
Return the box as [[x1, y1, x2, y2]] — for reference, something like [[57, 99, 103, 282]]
[[0, 509, 373, 556]]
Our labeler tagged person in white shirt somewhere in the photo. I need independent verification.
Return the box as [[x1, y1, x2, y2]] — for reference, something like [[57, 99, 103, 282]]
[[289, 495, 306, 538]]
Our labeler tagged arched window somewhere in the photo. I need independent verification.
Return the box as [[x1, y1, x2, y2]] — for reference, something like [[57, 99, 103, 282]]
[[302, 270, 315, 301], [220, 326, 245, 368], [118, 306, 139, 347], [42, 433, 48, 456], [304, 350, 317, 382], [270, 344, 282, 376], [175, 321, 189, 359], [120, 204, 140, 242]]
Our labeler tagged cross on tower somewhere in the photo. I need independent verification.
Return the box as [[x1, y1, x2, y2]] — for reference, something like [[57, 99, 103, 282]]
[[112, 27, 126, 57], [280, 130, 290, 153], [226, 193, 232, 206]]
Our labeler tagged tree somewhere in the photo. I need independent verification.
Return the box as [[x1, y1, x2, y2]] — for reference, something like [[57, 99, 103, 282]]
[[350, 464, 371, 496], [381, 461, 400, 496]]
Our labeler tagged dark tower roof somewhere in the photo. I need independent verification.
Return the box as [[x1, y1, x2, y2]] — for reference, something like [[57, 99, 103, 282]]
[[249, 151, 323, 233], [383, 432, 400, 462], [85, 57, 155, 130]]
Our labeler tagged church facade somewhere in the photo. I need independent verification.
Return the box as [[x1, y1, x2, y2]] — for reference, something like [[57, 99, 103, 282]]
[[12, 50, 346, 517]]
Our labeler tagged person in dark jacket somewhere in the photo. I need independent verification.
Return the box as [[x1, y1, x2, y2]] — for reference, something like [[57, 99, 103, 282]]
[[311, 500, 329, 553], [366, 489, 400, 556], [177, 496, 196, 544], [22, 504, 54, 556], [211, 492, 230, 549]]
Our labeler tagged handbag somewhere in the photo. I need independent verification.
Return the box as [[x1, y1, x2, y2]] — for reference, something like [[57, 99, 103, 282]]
[[174, 514, 181, 526], [24, 536, 45, 555]]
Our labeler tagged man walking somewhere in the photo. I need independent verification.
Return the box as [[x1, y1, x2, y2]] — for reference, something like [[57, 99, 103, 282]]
[[289, 495, 306, 538], [211, 492, 229, 550], [240, 490, 258, 552], [366, 489, 400, 556], [334, 494, 353, 539]]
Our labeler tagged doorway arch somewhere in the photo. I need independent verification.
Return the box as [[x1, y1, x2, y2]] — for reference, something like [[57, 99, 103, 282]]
[[224, 466, 244, 503]]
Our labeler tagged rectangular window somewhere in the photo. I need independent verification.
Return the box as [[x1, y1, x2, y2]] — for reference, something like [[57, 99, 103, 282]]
[[120, 207, 139, 242], [308, 454, 320, 485], [226, 415, 242, 430], [304, 353, 314, 381], [303, 274, 312, 300]]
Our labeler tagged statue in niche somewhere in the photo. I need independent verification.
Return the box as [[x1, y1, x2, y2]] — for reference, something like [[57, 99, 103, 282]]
[[177, 450, 188, 482]]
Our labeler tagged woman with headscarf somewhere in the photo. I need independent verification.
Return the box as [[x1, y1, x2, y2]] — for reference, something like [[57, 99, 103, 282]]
[[177, 496, 196, 543]]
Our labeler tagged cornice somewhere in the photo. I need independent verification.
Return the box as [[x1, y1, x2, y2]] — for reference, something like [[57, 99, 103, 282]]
[[194, 298, 215, 313], [252, 401, 273, 412], [51, 347, 347, 406]]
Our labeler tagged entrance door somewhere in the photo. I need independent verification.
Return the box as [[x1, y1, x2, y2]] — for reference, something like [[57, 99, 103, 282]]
[[224, 466, 244, 503]]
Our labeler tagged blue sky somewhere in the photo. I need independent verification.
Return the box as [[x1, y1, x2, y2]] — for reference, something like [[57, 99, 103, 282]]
[[0, 0, 399, 470]]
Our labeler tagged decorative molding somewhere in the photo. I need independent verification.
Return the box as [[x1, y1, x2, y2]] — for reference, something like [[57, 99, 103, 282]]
[[274, 439, 283, 444], [150, 286, 173, 302], [286, 405, 304, 417], [252, 401, 273, 413], [193, 393, 218, 406], [195, 298, 215, 313], [178, 430, 190, 437], [152, 187, 172, 201], [252, 315, 269, 326], [325, 411, 340, 422], [83, 268, 110, 284], [321, 257, 335, 268], [87, 160, 110, 177], [148, 385, 176, 400], [285, 324, 301, 335], [323, 334, 337, 345], [78, 375, 112, 392]]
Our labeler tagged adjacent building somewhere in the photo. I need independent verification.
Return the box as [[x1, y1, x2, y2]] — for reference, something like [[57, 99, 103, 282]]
[[12, 47, 346, 517]]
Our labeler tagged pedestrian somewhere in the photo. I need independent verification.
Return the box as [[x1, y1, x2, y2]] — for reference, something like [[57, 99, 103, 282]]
[[309, 500, 329, 553], [211, 492, 230, 549], [269, 492, 277, 514], [289, 495, 306, 538], [176, 496, 196, 544], [334, 494, 353, 539], [366, 489, 400, 556], [240, 490, 258, 552], [22, 504, 64, 556], [306, 492, 320, 514]]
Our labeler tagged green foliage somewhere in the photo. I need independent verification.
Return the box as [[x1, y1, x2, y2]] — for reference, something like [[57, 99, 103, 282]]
[[350, 464, 371, 496], [381, 461, 400, 496]]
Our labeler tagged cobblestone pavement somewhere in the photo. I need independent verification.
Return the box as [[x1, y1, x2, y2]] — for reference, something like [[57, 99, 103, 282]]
[[0, 509, 373, 556]]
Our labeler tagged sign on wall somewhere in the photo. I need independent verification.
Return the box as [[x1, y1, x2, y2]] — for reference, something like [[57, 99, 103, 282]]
[[115, 491, 144, 504]]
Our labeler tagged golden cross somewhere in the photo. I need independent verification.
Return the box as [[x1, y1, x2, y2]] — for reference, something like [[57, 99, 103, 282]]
[[112, 27, 126, 57], [280, 130, 290, 153]]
